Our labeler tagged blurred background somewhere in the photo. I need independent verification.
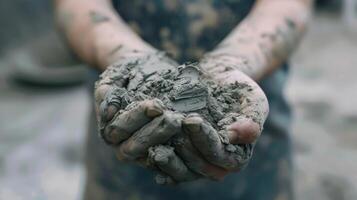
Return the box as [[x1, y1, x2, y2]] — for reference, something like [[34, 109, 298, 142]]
[[0, 0, 356, 199]]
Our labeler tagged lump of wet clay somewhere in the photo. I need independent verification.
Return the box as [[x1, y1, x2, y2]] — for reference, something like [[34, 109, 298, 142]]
[[99, 55, 254, 175], [102, 59, 247, 131]]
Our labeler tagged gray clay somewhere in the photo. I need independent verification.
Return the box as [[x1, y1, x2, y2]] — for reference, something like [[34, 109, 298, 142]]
[[96, 53, 256, 181]]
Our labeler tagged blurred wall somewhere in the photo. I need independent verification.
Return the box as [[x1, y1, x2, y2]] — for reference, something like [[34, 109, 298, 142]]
[[0, 0, 53, 55]]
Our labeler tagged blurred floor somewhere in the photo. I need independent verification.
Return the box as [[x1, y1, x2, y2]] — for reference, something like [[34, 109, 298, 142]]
[[0, 12, 356, 200], [0, 63, 90, 199], [288, 12, 357, 200]]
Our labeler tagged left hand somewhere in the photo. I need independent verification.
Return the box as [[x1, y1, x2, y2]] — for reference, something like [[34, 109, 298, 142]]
[[149, 62, 269, 184]]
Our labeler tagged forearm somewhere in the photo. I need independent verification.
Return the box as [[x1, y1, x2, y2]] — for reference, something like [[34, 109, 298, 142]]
[[54, 0, 155, 70], [201, 0, 314, 81]]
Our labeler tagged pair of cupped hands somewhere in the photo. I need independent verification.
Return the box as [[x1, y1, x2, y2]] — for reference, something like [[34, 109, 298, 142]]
[[94, 51, 269, 185]]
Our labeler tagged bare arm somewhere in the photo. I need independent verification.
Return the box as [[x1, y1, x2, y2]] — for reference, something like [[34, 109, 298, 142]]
[[54, 0, 155, 70], [201, 0, 314, 81]]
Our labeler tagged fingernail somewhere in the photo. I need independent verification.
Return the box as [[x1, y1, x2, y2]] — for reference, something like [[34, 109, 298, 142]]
[[227, 119, 261, 144], [183, 117, 203, 133], [146, 100, 164, 117], [146, 107, 163, 117]]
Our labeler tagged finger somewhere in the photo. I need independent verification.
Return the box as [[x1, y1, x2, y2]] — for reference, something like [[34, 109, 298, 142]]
[[116, 111, 183, 161], [215, 70, 269, 145], [94, 66, 129, 122], [183, 115, 253, 171], [226, 116, 261, 144], [216, 113, 261, 145], [148, 145, 198, 183], [98, 87, 131, 124], [94, 84, 111, 105], [94, 84, 113, 123], [173, 134, 229, 181], [102, 99, 165, 145]]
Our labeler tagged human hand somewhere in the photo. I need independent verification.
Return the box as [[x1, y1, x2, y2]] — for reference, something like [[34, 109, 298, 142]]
[[94, 52, 186, 165], [146, 62, 269, 184]]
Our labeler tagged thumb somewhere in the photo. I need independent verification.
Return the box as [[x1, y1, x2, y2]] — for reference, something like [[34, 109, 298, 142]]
[[227, 116, 261, 144], [218, 71, 269, 144]]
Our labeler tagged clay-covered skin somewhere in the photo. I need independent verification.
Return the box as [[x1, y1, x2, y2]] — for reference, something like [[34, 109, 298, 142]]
[[95, 52, 265, 184]]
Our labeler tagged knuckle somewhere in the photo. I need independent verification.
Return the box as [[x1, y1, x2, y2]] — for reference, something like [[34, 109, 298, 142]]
[[145, 99, 165, 117]]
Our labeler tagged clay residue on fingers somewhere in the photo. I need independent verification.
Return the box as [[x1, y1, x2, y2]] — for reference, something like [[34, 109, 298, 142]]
[[148, 145, 198, 183], [96, 54, 259, 128], [102, 99, 165, 145], [116, 111, 183, 161], [96, 54, 264, 181]]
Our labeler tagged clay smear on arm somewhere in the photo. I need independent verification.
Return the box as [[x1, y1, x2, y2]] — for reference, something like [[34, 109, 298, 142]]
[[54, 0, 155, 69], [201, 0, 314, 81]]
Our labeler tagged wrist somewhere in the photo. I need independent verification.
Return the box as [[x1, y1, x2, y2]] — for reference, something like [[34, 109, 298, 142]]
[[113, 50, 178, 68], [108, 48, 155, 64], [96, 44, 157, 71], [92, 22, 157, 70], [199, 53, 256, 82]]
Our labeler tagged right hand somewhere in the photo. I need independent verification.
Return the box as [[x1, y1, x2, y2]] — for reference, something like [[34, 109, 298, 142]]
[[94, 52, 184, 166]]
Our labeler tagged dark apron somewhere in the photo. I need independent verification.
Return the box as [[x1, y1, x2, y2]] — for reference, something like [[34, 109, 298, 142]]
[[84, 1, 293, 199]]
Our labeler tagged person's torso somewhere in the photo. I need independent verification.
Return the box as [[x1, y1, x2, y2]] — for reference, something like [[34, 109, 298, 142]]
[[112, 0, 255, 62], [110, 0, 292, 143], [85, 1, 294, 199]]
